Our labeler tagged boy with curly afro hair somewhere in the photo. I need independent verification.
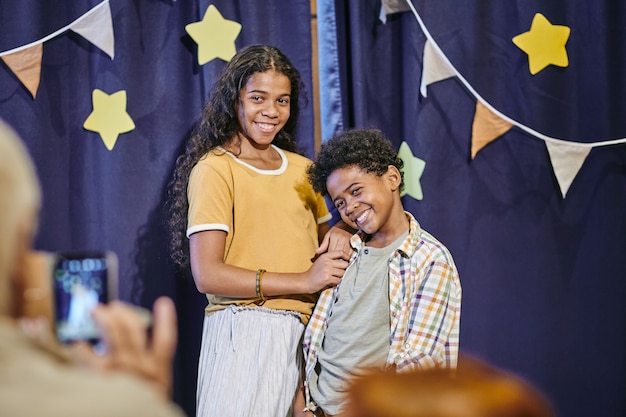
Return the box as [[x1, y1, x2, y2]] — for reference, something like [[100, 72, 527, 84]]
[[299, 129, 462, 417]]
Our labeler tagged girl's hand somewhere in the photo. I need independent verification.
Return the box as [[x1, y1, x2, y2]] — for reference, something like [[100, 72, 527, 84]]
[[316, 221, 355, 260], [302, 250, 349, 293]]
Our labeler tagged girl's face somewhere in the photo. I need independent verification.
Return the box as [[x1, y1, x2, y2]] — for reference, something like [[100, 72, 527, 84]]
[[237, 70, 291, 147]]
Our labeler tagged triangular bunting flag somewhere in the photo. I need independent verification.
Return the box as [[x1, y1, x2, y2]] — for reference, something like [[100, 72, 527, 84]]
[[382, 0, 410, 15], [70, 1, 115, 59], [471, 101, 513, 159], [1, 44, 43, 98], [545, 141, 591, 198], [379, 0, 409, 23], [420, 39, 455, 97]]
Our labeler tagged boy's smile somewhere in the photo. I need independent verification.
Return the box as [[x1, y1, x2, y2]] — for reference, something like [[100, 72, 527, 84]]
[[353, 208, 371, 227], [327, 165, 409, 248]]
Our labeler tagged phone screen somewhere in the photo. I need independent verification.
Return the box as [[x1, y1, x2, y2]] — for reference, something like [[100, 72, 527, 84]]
[[52, 251, 118, 344]]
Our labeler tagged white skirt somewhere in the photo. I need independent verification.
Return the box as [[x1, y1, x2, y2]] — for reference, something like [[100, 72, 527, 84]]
[[196, 305, 304, 417]]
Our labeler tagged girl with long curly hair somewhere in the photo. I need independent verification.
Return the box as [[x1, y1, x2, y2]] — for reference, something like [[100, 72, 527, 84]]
[[166, 45, 351, 417]]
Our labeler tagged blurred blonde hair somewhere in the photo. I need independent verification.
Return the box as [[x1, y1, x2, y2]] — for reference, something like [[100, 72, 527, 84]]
[[0, 119, 41, 315], [345, 356, 555, 417]]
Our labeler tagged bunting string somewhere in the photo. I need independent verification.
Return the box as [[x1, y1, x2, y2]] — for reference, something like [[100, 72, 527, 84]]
[[0, 0, 112, 57], [405, 0, 626, 148]]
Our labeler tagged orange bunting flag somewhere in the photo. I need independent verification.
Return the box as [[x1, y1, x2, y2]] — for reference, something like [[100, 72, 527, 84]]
[[471, 101, 513, 159], [1, 44, 43, 98]]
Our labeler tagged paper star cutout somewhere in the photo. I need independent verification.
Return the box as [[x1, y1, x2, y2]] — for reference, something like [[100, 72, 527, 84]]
[[83, 89, 135, 151], [398, 141, 426, 201], [512, 13, 570, 75], [185, 5, 242, 64]]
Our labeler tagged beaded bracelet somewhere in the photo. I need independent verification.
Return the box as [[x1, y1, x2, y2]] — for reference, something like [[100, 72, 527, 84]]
[[256, 268, 267, 300]]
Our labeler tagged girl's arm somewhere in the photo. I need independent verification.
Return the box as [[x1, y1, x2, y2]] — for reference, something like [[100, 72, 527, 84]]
[[189, 230, 349, 297]]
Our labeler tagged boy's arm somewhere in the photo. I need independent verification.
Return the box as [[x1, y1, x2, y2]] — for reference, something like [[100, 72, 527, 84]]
[[293, 380, 315, 417], [298, 287, 337, 416], [393, 260, 461, 372]]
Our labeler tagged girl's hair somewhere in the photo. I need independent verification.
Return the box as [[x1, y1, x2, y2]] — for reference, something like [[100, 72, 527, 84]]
[[307, 128, 405, 196], [166, 45, 305, 268]]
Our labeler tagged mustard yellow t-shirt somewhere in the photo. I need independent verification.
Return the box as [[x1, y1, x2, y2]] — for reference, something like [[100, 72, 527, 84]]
[[187, 145, 332, 323]]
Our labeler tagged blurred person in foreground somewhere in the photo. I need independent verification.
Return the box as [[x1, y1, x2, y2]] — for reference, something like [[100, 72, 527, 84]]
[[0, 118, 185, 417], [344, 357, 555, 417]]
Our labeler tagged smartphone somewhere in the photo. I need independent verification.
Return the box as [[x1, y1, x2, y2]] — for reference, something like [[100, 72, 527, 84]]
[[52, 251, 118, 344]]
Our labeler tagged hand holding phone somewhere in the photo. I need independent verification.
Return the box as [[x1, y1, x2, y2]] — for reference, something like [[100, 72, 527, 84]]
[[52, 251, 118, 344], [69, 297, 177, 400]]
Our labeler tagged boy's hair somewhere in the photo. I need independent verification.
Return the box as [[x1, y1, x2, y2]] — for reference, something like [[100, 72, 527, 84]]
[[308, 128, 404, 196]]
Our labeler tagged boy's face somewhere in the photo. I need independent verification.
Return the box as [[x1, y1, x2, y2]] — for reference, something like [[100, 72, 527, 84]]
[[327, 165, 405, 242]]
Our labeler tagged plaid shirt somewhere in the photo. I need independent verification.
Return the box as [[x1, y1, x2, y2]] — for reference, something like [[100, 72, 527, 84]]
[[302, 212, 462, 411]]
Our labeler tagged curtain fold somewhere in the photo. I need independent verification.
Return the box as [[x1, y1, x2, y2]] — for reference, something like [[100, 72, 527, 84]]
[[319, 1, 626, 417], [0, 1, 314, 415], [316, 0, 344, 142]]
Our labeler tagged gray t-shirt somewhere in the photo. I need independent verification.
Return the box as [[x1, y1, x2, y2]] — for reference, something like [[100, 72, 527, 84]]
[[309, 230, 409, 415]]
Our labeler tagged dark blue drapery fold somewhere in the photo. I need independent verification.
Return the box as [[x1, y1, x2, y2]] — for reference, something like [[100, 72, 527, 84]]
[[0, 1, 314, 415], [319, 1, 626, 416]]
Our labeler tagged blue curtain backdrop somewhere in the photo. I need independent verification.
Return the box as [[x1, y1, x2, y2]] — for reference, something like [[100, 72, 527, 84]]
[[4, 0, 626, 416], [0, 1, 314, 415], [319, 1, 626, 416]]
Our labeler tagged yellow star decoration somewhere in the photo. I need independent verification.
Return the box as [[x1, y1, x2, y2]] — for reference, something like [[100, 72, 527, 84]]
[[398, 141, 426, 201], [83, 89, 135, 151], [185, 5, 242, 65], [512, 13, 571, 75]]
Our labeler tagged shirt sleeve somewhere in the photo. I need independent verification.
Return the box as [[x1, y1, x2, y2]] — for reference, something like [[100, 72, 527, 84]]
[[316, 192, 332, 224], [186, 158, 233, 238], [393, 259, 461, 372]]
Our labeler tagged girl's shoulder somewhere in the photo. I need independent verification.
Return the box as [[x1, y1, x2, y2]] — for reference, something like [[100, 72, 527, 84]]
[[190, 149, 233, 178], [196, 147, 233, 165]]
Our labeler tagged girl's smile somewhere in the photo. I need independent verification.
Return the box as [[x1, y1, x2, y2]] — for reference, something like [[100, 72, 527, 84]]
[[237, 70, 291, 147]]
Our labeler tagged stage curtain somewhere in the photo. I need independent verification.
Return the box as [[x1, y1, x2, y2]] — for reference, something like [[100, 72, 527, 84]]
[[0, 1, 314, 415], [318, 1, 626, 416]]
